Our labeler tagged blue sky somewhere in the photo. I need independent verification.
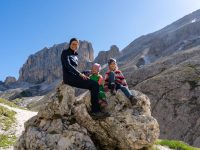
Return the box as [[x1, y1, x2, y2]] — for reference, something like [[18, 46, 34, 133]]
[[0, 0, 200, 81]]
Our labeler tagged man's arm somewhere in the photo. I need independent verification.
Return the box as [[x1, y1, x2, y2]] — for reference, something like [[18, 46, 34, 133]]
[[119, 71, 128, 87]]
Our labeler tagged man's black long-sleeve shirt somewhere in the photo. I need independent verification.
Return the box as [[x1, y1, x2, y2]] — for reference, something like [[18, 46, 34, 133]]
[[61, 48, 81, 83]]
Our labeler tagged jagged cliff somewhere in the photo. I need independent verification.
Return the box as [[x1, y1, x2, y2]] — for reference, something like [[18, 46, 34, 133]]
[[94, 45, 121, 65], [118, 9, 200, 68], [18, 41, 94, 84]]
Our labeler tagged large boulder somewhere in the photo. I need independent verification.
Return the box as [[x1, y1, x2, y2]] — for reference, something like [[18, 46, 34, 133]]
[[74, 90, 159, 149], [15, 84, 159, 150], [15, 85, 96, 150]]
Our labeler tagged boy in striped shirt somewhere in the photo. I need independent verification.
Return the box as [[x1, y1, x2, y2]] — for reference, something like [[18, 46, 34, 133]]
[[104, 58, 137, 105]]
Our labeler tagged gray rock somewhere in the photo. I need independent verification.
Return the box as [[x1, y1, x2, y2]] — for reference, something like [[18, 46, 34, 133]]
[[0, 88, 25, 100], [15, 85, 96, 150], [18, 41, 94, 84], [94, 45, 121, 65], [15, 84, 159, 150], [127, 46, 200, 147], [0, 80, 60, 100], [4, 76, 17, 86], [118, 9, 200, 67], [74, 90, 159, 150], [0, 81, 8, 91]]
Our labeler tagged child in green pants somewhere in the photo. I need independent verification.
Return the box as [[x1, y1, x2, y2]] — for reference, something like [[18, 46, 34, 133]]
[[90, 63, 108, 107]]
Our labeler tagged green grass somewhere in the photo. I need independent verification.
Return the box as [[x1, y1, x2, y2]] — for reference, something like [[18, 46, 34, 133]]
[[0, 105, 16, 131], [0, 105, 17, 148], [0, 98, 20, 108], [0, 98, 27, 110], [185, 64, 196, 69], [12, 98, 23, 104], [0, 134, 17, 148], [155, 139, 200, 150]]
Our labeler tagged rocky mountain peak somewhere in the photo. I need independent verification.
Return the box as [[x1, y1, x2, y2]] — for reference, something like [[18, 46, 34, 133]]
[[4, 76, 17, 86], [119, 9, 200, 68], [94, 45, 121, 65], [18, 40, 94, 84]]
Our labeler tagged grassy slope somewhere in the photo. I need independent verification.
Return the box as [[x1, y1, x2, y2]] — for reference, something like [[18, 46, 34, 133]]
[[0, 98, 26, 110], [0, 98, 36, 148], [0, 105, 17, 148], [155, 139, 200, 150]]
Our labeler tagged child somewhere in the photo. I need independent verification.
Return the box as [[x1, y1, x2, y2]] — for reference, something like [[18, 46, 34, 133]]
[[90, 63, 108, 107], [104, 58, 137, 105]]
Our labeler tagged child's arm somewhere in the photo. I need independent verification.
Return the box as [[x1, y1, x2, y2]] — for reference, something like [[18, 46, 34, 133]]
[[119, 71, 128, 87], [103, 71, 110, 92], [82, 70, 91, 77], [98, 75, 104, 85]]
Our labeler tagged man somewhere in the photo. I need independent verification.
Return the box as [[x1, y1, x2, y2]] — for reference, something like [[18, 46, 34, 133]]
[[61, 38, 110, 119]]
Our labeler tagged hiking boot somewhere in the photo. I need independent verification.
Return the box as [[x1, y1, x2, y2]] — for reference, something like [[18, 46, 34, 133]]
[[110, 89, 116, 95], [129, 95, 138, 105], [90, 111, 110, 119], [110, 83, 116, 95], [99, 99, 108, 108]]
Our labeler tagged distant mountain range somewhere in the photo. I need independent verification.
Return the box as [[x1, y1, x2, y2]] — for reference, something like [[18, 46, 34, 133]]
[[1, 9, 200, 87], [118, 9, 200, 66]]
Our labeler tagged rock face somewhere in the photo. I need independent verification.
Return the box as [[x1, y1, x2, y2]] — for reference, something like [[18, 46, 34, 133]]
[[0, 88, 25, 100], [18, 41, 94, 84], [126, 46, 200, 147], [4, 76, 17, 86], [0, 81, 7, 91], [15, 84, 159, 150], [109, 10, 200, 146], [94, 45, 121, 65], [118, 9, 200, 67], [0, 80, 61, 100]]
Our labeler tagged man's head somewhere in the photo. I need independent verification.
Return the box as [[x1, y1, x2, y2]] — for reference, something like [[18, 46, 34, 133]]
[[69, 38, 79, 51]]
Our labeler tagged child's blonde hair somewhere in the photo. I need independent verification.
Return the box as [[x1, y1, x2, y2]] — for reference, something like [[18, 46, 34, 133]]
[[92, 63, 101, 72]]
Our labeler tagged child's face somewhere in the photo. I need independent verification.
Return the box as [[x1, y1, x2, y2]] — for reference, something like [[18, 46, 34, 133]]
[[109, 62, 117, 71], [91, 66, 98, 75]]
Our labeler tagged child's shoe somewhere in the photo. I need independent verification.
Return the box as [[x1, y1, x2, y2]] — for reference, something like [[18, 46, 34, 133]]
[[110, 83, 116, 95], [89, 111, 110, 119], [99, 99, 108, 108], [129, 95, 138, 105]]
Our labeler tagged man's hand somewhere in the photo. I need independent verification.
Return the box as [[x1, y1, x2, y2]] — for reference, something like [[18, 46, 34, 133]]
[[79, 73, 89, 80]]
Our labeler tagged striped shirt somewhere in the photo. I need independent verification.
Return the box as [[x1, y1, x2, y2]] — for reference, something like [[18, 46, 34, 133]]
[[104, 69, 128, 90]]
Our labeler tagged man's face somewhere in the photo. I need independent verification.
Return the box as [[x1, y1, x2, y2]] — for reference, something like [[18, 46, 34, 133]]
[[70, 41, 79, 51], [109, 62, 117, 71]]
